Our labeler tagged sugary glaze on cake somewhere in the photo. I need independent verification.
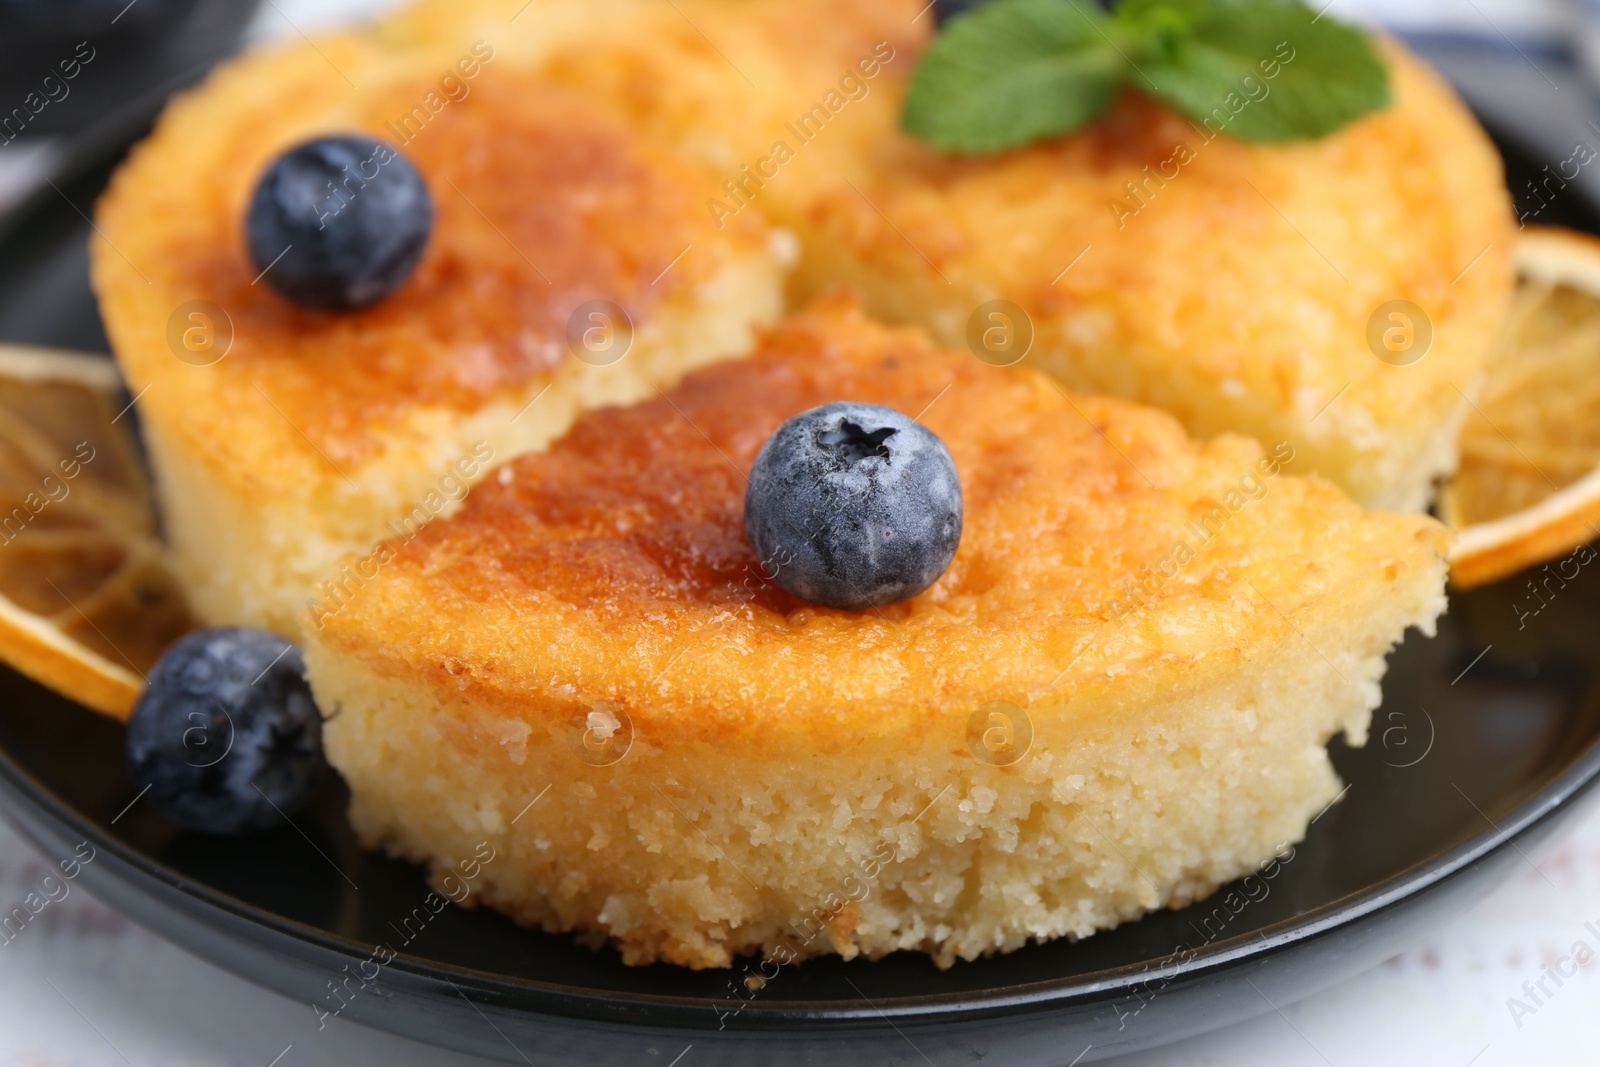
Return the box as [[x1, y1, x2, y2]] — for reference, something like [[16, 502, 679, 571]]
[[393, 0, 1513, 512], [91, 32, 784, 634], [307, 297, 1449, 968], [95, 65, 768, 467], [315, 294, 1446, 732]]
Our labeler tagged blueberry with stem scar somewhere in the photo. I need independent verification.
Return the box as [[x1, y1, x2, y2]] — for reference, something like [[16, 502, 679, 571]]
[[744, 401, 963, 610]]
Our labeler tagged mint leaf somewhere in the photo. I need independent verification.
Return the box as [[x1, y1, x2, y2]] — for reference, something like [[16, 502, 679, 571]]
[[902, 0, 1126, 153], [900, 0, 1391, 153], [1135, 2, 1389, 141]]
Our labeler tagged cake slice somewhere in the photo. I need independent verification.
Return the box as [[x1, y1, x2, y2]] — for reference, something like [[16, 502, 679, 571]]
[[304, 297, 1447, 969], [91, 34, 786, 637], [770, 35, 1514, 514]]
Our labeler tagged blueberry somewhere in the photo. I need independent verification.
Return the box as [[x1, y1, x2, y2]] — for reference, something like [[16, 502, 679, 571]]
[[931, 0, 989, 26], [744, 402, 963, 610], [125, 628, 326, 836], [245, 135, 432, 310], [932, 0, 1109, 26]]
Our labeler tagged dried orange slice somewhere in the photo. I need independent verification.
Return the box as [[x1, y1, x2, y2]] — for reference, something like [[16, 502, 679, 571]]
[[1444, 226, 1600, 588], [0, 344, 191, 719]]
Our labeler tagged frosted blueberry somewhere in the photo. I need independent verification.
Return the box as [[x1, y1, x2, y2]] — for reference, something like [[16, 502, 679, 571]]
[[125, 628, 326, 836], [744, 402, 962, 610], [246, 135, 432, 310]]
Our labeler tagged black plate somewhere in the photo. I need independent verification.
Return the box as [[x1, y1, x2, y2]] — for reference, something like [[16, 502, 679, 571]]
[[0, 0, 262, 144], [2, 96, 1600, 1067]]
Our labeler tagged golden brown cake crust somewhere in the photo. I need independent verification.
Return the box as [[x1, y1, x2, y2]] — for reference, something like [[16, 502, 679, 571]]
[[315, 295, 1447, 737], [90, 23, 784, 635], [94, 51, 765, 468]]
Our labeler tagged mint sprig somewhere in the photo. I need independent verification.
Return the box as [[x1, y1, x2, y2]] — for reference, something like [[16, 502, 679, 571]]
[[902, 0, 1390, 153]]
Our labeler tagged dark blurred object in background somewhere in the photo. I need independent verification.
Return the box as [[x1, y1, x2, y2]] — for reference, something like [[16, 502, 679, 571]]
[[0, 0, 262, 143]]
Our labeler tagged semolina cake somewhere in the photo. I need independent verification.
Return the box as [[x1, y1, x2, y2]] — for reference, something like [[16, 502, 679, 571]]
[[387, 0, 1514, 512], [303, 297, 1448, 968], [769, 35, 1515, 514], [91, 38, 787, 638]]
